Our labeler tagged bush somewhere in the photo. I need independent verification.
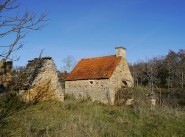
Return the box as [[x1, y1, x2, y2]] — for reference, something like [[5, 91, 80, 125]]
[[0, 92, 25, 112], [0, 91, 26, 134]]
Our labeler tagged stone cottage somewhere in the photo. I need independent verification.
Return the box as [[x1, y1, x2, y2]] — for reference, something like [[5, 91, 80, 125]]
[[65, 47, 134, 104], [18, 57, 64, 102]]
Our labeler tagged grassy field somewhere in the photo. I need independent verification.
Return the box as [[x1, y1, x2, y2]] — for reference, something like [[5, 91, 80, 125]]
[[0, 87, 185, 137]]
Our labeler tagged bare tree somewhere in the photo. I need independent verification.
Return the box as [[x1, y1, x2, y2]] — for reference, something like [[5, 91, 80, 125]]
[[0, 0, 47, 61], [146, 58, 160, 94], [61, 56, 76, 73]]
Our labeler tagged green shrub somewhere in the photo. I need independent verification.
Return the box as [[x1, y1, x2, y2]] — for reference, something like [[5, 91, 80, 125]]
[[0, 92, 25, 112]]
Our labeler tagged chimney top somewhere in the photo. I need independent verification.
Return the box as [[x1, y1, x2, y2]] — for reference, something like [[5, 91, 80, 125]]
[[115, 47, 126, 50], [115, 47, 126, 58]]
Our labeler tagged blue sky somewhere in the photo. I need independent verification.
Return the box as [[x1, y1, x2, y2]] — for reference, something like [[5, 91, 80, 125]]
[[7, 0, 185, 69]]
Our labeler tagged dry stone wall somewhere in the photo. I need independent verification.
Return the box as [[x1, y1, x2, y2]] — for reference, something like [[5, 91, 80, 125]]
[[0, 60, 13, 91], [19, 57, 64, 102], [109, 58, 134, 104], [110, 58, 134, 89], [65, 79, 115, 104]]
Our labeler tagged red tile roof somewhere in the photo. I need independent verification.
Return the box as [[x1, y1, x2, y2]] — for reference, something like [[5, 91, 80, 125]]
[[65, 55, 121, 81]]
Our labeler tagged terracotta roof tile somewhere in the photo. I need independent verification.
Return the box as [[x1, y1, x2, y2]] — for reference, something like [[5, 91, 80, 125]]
[[65, 55, 121, 81]]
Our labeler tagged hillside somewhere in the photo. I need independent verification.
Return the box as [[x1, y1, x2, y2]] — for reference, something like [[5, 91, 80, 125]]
[[0, 87, 185, 137]]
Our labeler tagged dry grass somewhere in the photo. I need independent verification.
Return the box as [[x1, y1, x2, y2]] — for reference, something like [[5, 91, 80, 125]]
[[0, 87, 185, 137]]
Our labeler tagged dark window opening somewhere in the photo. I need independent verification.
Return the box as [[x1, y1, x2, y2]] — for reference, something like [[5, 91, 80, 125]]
[[123, 81, 127, 85], [122, 81, 128, 88]]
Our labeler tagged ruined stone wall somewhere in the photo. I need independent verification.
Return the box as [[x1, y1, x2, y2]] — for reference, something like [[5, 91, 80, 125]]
[[19, 57, 64, 102], [65, 79, 116, 104], [0, 60, 13, 89]]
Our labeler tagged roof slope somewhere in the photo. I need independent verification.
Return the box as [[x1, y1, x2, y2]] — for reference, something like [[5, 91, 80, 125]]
[[65, 55, 121, 81]]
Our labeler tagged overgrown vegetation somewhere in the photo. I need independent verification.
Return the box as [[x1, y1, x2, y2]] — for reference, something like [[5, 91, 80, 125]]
[[0, 87, 185, 137], [0, 92, 26, 132]]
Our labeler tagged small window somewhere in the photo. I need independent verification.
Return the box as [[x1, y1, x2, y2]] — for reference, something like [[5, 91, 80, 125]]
[[123, 81, 127, 85], [90, 81, 93, 84], [122, 81, 128, 87]]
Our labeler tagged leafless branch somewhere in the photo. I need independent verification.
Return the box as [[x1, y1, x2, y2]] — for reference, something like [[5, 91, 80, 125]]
[[0, 0, 48, 61]]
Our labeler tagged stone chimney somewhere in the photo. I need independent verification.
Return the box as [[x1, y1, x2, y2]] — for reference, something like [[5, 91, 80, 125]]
[[115, 47, 126, 58]]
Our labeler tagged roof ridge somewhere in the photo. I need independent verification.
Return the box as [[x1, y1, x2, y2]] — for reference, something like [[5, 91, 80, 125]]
[[81, 55, 117, 60]]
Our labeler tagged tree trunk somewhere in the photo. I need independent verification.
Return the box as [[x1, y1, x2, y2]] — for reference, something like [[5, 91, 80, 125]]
[[182, 72, 184, 89]]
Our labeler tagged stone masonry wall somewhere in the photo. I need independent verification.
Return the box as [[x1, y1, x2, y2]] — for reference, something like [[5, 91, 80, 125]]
[[20, 57, 64, 102], [65, 79, 115, 104], [0, 60, 13, 89], [110, 58, 134, 89], [109, 58, 134, 103]]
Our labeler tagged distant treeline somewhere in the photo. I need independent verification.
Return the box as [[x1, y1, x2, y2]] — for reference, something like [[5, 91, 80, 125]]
[[130, 49, 185, 90]]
